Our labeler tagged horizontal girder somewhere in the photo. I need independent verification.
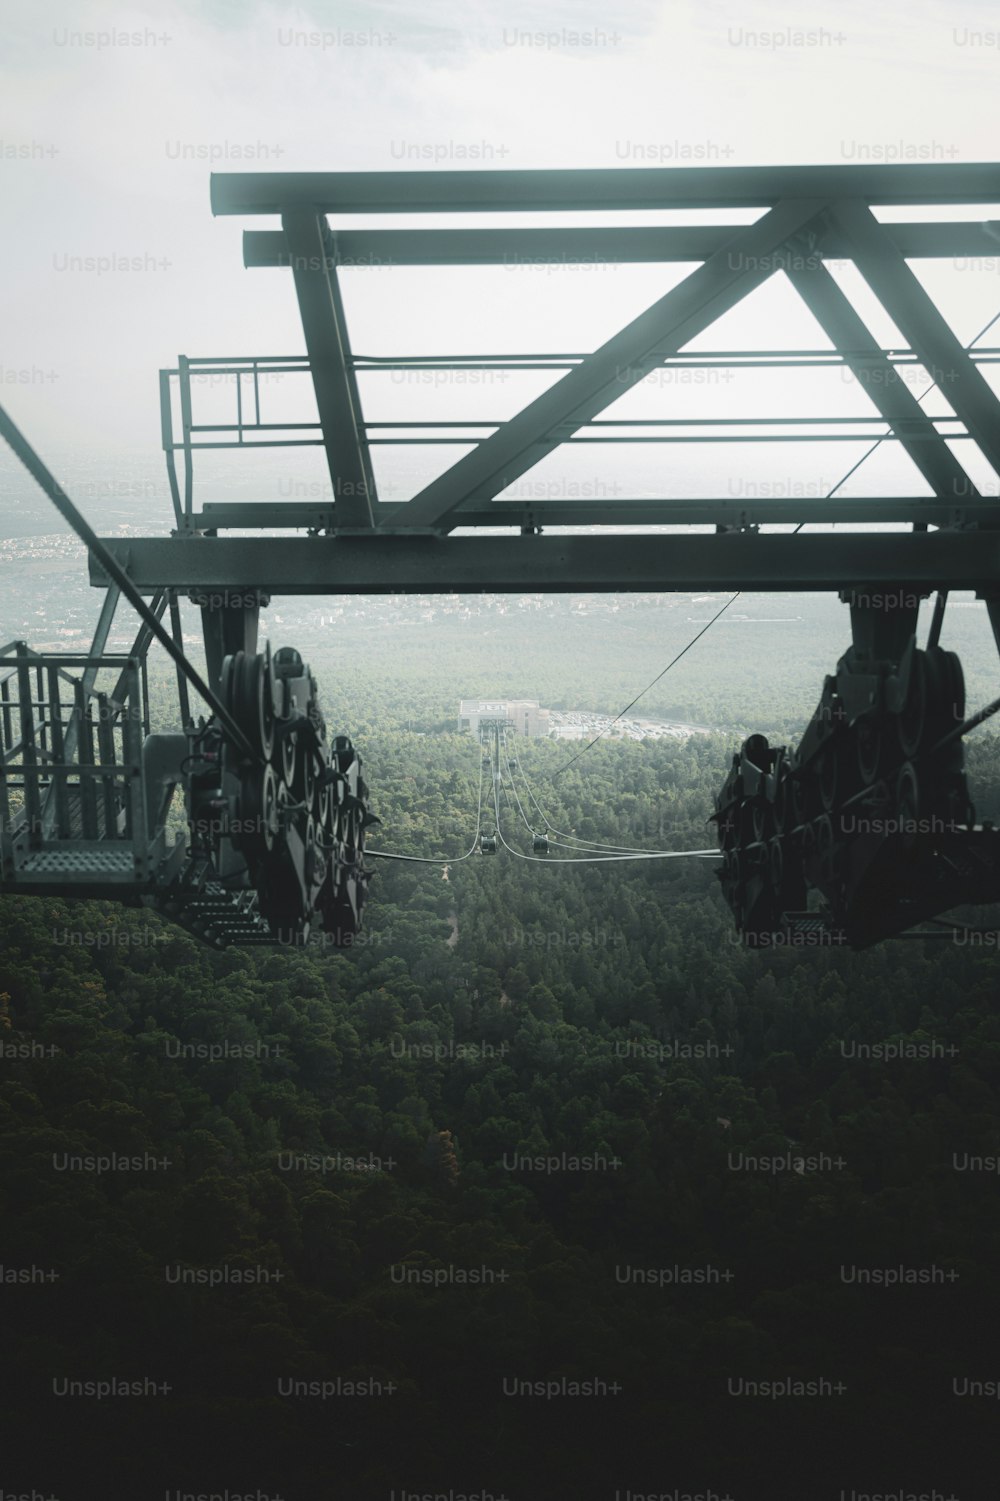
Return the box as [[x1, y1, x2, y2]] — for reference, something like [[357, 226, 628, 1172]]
[[211, 163, 1000, 215], [194, 498, 997, 529], [91, 532, 1000, 595], [243, 221, 1000, 267]]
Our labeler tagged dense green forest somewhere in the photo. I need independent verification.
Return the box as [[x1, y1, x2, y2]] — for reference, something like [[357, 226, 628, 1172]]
[[2, 717, 1000, 1498]]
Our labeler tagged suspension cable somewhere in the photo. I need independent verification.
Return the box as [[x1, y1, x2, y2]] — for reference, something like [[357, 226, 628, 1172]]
[[501, 728, 681, 853], [500, 731, 666, 855], [504, 732, 552, 827], [492, 758, 717, 864], [365, 742, 487, 863], [548, 593, 740, 779], [498, 731, 543, 835], [507, 732, 665, 851], [814, 304, 1000, 508]]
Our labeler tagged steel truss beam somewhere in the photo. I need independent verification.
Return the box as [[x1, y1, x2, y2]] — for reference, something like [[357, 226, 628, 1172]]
[[784, 261, 981, 502], [394, 199, 830, 528], [831, 199, 1000, 487], [243, 222, 1000, 269], [210, 163, 1000, 214], [114, 166, 1000, 596], [280, 211, 375, 527], [195, 498, 990, 529], [90, 533, 1000, 594]]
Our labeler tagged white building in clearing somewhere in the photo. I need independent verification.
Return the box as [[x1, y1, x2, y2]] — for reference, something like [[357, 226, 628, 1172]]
[[458, 699, 551, 739]]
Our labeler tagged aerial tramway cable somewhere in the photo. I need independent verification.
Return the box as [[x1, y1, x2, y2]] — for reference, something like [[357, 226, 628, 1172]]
[[365, 743, 488, 864], [490, 762, 717, 864], [369, 727, 717, 868], [500, 729, 688, 854], [548, 593, 741, 780], [504, 730, 680, 853]]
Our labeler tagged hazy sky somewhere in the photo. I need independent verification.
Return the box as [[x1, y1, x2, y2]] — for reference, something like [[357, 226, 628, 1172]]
[[3, 0, 1000, 508]]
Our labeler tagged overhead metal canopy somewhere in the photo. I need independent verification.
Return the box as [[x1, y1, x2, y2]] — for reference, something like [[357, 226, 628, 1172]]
[[102, 163, 1000, 597]]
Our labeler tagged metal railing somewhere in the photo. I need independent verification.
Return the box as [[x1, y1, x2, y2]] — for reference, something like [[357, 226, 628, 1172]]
[[0, 642, 149, 862]]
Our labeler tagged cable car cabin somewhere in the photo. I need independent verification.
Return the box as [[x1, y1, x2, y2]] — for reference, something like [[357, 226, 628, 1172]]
[[480, 833, 497, 854], [532, 834, 549, 853]]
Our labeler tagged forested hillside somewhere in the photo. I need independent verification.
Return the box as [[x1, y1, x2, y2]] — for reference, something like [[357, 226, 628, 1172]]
[[2, 729, 1000, 1497]]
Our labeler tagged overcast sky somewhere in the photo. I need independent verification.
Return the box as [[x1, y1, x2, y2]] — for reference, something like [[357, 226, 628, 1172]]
[[3, 0, 1000, 509]]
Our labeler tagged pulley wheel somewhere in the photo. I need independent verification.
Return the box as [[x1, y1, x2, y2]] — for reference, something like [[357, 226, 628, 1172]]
[[238, 761, 279, 861], [896, 761, 920, 827], [924, 645, 965, 737], [818, 750, 838, 813], [856, 717, 882, 787], [280, 728, 297, 788], [314, 770, 331, 832], [303, 813, 319, 889], [768, 835, 784, 890], [296, 741, 315, 810], [773, 771, 792, 835], [743, 733, 770, 771], [816, 814, 835, 883], [221, 650, 275, 762], [332, 733, 355, 773], [896, 652, 927, 759]]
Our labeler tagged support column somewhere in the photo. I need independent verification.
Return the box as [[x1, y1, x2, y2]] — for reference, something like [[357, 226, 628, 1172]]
[[197, 592, 269, 696]]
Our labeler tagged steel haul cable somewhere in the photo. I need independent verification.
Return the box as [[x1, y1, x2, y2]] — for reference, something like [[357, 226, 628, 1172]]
[[491, 754, 717, 864], [505, 730, 686, 853], [501, 728, 687, 855], [548, 593, 740, 780], [365, 742, 487, 864]]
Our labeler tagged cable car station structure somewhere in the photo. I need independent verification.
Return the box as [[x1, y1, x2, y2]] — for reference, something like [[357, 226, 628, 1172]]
[[3, 163, 1000, 947]]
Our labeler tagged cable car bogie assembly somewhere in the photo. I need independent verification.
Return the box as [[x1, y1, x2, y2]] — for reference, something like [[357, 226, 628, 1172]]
[[714, 594, 1000, 947]]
